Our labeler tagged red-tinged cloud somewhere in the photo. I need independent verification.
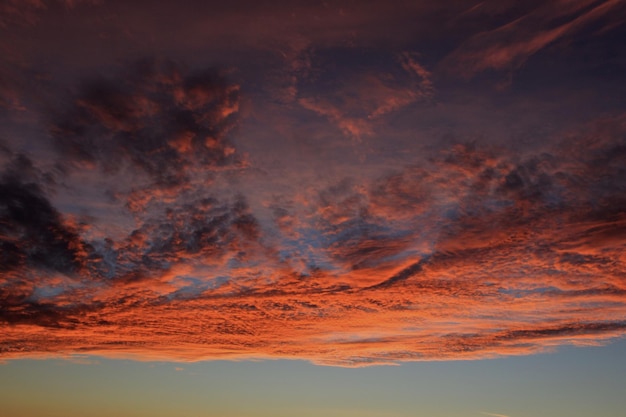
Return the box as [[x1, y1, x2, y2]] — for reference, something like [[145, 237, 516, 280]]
[[3, 105, 626, 365], [1, 2, 626, 367], [52, 59, 241, 193], [442, 0, 626, 77], [295, 49, 433, 142]]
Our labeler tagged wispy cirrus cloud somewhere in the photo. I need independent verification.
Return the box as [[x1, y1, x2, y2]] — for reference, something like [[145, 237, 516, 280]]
[[442, 0, 626, 77], [296, 50, 433, 143]]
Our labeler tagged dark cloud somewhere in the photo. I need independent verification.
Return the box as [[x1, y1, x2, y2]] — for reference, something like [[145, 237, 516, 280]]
[[0, 59, 258, 331], [111, 194, 261, 282], [364, 259, 426, 291], [0, 153, 96, 327], [498, 321, 626, 341], [52, 59, 241, 191], [0, 158, 87, 275]]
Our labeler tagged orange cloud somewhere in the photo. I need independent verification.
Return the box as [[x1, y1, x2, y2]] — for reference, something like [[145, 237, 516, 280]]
[[1, 0, 626, 367], [2, 114, 626, 366]]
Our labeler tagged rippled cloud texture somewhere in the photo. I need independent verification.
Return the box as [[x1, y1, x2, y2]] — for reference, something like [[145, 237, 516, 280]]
[[1, 0, 626, 366]]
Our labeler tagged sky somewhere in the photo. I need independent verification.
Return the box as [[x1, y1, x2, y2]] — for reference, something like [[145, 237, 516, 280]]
[[1, 0, 625, 416]]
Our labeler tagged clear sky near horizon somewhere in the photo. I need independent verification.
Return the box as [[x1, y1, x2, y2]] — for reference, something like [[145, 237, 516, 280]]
[[1, 339, 626, 417], [1, 1, 626, 416]]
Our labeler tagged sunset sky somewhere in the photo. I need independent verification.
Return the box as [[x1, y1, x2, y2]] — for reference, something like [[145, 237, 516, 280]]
[[1, 0, 626, 416]]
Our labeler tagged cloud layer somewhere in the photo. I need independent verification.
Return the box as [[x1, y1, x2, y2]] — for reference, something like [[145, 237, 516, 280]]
[[1, 0, 625, 366], [2, 110, 626, 366]]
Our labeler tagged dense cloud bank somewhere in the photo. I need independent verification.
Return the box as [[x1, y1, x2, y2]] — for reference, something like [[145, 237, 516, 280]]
[[1, 0, 625, 366]]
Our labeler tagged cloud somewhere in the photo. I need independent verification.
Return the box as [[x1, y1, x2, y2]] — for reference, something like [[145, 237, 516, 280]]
[[4, 111, 625, 366], [0, 154, 88, 276], [296, 49, 433, 143], [1, 3, 626, 367], [0, 59, 265, 341], [51, 58, 241, 195], [43, 59, 254, 288], [0, 153, 96, 328], [442, 0, 626, 77]]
